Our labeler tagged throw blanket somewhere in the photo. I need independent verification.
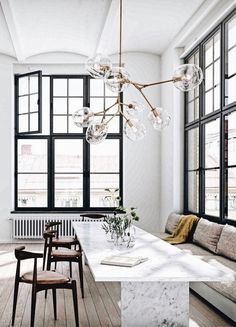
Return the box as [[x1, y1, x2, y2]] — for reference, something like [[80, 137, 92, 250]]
[[163, 215, 198, 244]]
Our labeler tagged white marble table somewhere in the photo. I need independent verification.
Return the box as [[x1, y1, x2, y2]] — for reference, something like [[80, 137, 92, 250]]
[[73, 222, 234, 327]]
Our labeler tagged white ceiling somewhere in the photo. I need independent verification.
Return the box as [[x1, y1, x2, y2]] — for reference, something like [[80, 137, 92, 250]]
[[0, 0, 207, 61]]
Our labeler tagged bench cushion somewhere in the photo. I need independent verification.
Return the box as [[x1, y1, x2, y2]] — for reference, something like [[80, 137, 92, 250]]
[[193, 218, 223, 253], [217, 224, 236, 261]]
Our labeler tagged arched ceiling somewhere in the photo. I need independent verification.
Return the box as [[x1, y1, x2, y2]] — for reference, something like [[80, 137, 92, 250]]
[[0, 0, 207, 61]]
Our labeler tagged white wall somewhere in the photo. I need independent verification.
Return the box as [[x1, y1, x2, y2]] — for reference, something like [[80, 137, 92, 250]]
[[0, 51, 161, 241], [160, 48, 184, 231]]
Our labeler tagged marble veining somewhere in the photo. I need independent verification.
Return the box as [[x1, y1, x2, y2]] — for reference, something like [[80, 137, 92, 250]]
[[121, 282, 189, 327]]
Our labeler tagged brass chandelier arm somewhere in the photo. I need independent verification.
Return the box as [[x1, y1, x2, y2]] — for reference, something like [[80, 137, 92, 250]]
[[129, 78, 176, 89], [94, 100, 118, 116], [132, 83, 155, 111]]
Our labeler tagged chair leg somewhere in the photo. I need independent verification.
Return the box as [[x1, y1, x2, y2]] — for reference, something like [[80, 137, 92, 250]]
[[43, 239, 47, 271], [30, 285, 37, 327], [78, 258, 84, 298], [69, 261, 72, 278], [72, 280, 79, 327], [12, 280, 19, 326], [52, 288, 57, 320]]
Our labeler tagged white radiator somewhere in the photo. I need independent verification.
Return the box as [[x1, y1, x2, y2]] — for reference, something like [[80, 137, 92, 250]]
[[11, 216, 84, 239]]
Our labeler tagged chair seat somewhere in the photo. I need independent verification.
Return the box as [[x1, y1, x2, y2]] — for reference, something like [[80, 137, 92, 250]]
[[51, 249, 81, 258], [21, 270, 70, 285], [52, 237, 77, 245]]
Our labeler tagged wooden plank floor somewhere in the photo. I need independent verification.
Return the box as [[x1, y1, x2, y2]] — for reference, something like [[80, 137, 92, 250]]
[[0, 243, 235, 327]]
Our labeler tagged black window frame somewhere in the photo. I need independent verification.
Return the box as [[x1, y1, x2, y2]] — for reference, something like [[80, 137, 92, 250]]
[[184, 8, 236, 226], [14, 74, 123, 212], [15, 70, 42, 135]]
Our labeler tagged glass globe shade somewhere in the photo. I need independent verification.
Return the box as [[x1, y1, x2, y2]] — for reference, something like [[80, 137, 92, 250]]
[[124, 119, 146, 141], [124, 101, 144, 118], [86, 121, 108, 144], [148, 107, 171, 131], [173, 64, 203, 91], [86, 53, 112, 79], [105, 67, 130, 93], [72, 107, 94, 128]]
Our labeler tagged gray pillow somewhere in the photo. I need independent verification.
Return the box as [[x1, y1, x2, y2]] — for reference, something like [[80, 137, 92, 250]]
[[193, 218, 223, 253], [165, 213, 181, 234], [217, 224, 236, 261]]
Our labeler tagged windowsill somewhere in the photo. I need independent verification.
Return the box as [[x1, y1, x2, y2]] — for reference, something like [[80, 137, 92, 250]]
[[10, 209, 124, 214]]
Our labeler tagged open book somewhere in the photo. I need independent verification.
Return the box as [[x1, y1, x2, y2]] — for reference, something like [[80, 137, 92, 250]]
[[101, 255, 148, 267]]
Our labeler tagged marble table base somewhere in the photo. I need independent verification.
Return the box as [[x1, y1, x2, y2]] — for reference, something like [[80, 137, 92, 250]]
[[121, 281, 189, 327]]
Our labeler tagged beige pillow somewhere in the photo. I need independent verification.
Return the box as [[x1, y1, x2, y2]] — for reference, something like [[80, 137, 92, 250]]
[[193, 218, 223, 253], [217, 225, 236, 261], [165, 213, 181, 234]]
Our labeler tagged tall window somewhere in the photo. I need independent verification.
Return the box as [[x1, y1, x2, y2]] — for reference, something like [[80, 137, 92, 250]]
[[15, 75, 123, 211], [184, 10, 236, 224]]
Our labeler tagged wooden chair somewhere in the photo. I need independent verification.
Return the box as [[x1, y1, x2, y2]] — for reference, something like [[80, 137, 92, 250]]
[[80, 213, 107, 221], [45, 231, 84, 298], [12, 246, 79, 327], [42, 221, 80, 270]]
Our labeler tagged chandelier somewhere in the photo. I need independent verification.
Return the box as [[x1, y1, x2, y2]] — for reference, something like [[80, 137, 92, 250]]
[[73, 0, 203, 144]]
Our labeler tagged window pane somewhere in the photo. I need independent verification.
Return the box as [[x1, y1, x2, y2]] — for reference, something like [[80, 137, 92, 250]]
[[18, 174, 47, 207], [90, 79, 104, 96], [90, 174, 119, 207], [228, 47, 236, 76], [54, 174, 83, 207], [53, 79, 67, 96], [205, 119, 220, 168], [214, 85, 220, 111], [188, 171, 199, 212], [30, 75, 38, 94], [90, 140, 119, 172], [227, 167, 236, 220], [105, 99, 119, 114], [205, 39, 213, 66], [228, 15, 236, 49], [18, 114, 29, 133], [194, 98, 199, 120], [205, 169, 220, 217], [187, 101, 194, 123], [205, 90, 213, 115], [19, 76, 28, 96], [69, 98, 84, 115], [227, 111, 236, 166], [18, 139, 47, 172], [55, 139, 83, 172], [53, 98, 67, 115], [187, 128, 199, 170], [107, 116, 120, 133], [90, 97, 104, 114], [69, 79, 83, 96], [214, 59, 220, 85], [214, 32, 220, 59], [30, 94, 38, 112], [68, 115, 83, 133], [205, 65, 213, 90], [19, 96, 28, 114], [30, 113, 39, 131], [228, 75, 236, 104], [53, 116, 67, 133]]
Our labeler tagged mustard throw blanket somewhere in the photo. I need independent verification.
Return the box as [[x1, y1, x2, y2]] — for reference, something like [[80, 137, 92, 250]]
[[163, 215, 198, 244]]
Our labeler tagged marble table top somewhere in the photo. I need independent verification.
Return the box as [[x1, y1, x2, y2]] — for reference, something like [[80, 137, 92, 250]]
[[72, 222, 235, 283]]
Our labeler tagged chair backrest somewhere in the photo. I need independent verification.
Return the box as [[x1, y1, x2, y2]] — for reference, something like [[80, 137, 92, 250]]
[[80, 213, 107, 222], [14, 246, 43, 283], [45, 221, 62, 238]]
